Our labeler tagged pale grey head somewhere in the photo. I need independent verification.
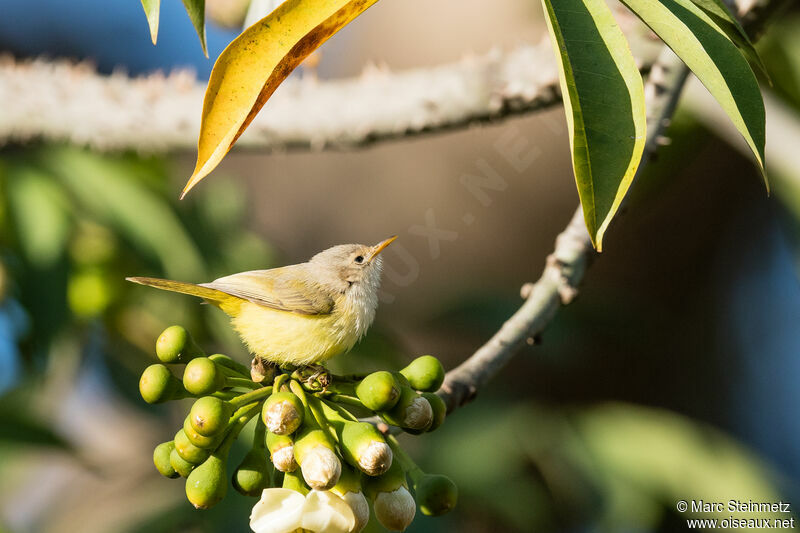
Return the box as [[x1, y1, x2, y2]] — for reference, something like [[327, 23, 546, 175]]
[[308, 236, 397, 295]]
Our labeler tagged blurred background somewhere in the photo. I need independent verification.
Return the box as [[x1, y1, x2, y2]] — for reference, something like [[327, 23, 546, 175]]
[[1, 0, 799, 532]]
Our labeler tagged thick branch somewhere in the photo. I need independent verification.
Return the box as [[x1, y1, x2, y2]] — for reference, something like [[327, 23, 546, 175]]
[[0, 41, 567, 152]]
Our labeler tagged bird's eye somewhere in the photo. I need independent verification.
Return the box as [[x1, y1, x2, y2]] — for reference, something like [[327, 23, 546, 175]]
[[354, 255, 364, 264]]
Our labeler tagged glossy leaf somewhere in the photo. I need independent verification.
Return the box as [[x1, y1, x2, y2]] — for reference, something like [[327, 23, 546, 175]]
[[620, 0, 767, 185], [689, 0, 770, 80], [183, 0, 381, 198], [140, 0, 161, 45], [542, 0, 647, 250], [182, 0, 208, 57]]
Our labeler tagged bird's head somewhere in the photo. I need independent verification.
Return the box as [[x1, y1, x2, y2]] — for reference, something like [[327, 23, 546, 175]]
[[310, 236, 397, 292]]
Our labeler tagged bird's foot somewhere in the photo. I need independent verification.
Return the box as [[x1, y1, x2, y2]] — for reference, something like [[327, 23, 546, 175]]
[[250, 356, 277, 384]]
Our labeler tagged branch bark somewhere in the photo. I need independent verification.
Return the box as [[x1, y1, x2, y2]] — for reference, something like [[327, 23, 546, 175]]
[[0, 41, 568, 153], [439, 48, 692, 413], [439, 0, 785, 414]]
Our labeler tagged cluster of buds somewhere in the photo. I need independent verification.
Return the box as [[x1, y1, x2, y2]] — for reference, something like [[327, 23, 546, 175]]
[[141, 325, 458, 532]]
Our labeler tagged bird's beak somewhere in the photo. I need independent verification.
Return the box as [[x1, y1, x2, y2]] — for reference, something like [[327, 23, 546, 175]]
[[367, 235, 397, 261]]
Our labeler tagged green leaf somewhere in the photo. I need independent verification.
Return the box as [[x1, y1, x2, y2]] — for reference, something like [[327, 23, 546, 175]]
[[541, 0, 647, 250], [7, 166, 71, 268], [140, 0, 161, 45], [688, 0, 770, 81], [41, 148, 205, 280], [620, 0, 767, 186], [182, 0, 208, 58]]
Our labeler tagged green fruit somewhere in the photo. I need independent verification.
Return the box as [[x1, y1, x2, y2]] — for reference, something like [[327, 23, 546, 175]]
[[183, 357, 226, 396], [190, 396, 232, 437], [174, 429, 211, 464], [186, 452, 228, 509], [355, 371, 401, 412], [400, 355, 445, 392], [156, 325, 204, 364], [183, 417, 221, 449], [262, 391, 304, 435], [233, 447, 271, 496], [153, 441, 179, 478], [415, 474, 458, 516], [422, 392, 446, 432], [170, 447, 196, 478], [381, 386, 433, 430], [139, 364, 184, 404]]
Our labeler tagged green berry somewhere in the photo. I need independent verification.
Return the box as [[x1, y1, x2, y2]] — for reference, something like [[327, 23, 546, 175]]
[[183, 417, 222, 449], [400, 355, 445, 392], [233, 447, 271, 496], [186, 452, 228, 509], [422, 392, 446, 432], [415, 473, 458, 516], [153, 441, 179, 478], [355, 371, 401, 412], [183, 357, 226, 396], [189, 396, 232, 437], [139, 364, 184, 404], [170, 447, 196, 478], [208, 353, 250, 377], [174, 429, 211, 464], [156, 325, 203, 364]]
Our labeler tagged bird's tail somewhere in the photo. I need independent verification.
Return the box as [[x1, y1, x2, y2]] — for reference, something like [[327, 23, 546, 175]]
[[126, 277, 228, 303]]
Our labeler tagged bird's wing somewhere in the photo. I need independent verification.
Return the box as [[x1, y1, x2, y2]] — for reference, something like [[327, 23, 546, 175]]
[[200, 265, 334, 315]]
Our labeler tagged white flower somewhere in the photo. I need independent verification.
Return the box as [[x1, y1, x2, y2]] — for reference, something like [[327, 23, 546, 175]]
[[250, 488, 357, 533]]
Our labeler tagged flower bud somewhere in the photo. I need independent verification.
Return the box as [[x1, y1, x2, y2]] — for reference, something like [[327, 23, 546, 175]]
[[294, 429, 341, 490], [155, 325, 203, 364], [139, 364, 185, 404], [169, 447, 196, 478], [183, 417, 222, 449], [262, 391, 304, 435], [399, 355, 444, 392], [183, 357, 226, 396], [382, 387, 433, 431], [153, 441, 179, 478], [174, 429, 211, 464], [233, 446, 272, 496], [421, 392, 446, 432], [300, 446, 342, 491], [355, 371, 401, 411], [186, 452, 228, 509], [374, 486, 416, 531], [189, 396, 232, 437], [266, 432, 298, 473], [414, 473, 458, 516], [340, 422, 392, 476]]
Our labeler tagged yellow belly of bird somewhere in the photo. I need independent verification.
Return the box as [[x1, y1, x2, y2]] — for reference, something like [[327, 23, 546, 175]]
[[229, 301, 358, 366]]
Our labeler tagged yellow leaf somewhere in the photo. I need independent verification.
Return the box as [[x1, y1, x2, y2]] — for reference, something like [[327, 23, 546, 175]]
[[183, 0, 380, 198]]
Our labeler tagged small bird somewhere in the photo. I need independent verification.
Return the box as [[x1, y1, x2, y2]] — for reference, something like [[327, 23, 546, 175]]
[[127, 236, 396, 366]]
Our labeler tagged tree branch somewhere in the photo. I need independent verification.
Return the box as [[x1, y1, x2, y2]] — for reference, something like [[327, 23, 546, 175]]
[[438, 0, 786, 413], [440, 47, 691, 413], [0, 41, 569, 152]]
